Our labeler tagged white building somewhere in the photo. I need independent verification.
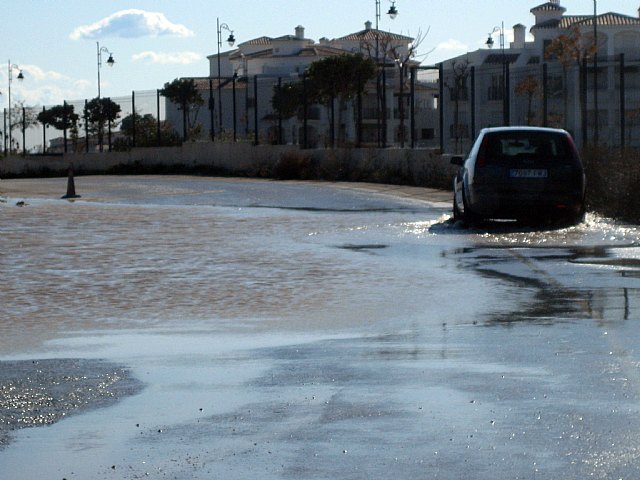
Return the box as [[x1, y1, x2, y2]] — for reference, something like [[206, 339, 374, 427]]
[[166, 23, 439, 147], [441, 0, 640, 151]]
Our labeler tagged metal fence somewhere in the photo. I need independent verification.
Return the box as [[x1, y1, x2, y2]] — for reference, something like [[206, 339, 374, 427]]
[[2, 90, 166, 156], [442, 53, 640, 153], [0, 68, 441, 156], [3, 54, 639, 156], [163, 69, 441, 150]]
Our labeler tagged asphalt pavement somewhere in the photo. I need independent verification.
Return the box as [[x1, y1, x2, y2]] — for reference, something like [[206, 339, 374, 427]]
[[1, 176, 640, 479]]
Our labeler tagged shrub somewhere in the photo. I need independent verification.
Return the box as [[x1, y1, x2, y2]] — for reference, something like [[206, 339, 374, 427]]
[[274, 152, 313, 180], [583, 147, 640, 222]]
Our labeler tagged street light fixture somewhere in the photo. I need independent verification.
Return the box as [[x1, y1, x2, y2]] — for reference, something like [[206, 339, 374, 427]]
[[376, 0, 399, 31], [5, 60, 25, 154], [387, 1, 398, 19], [486, 25, 504, 51], [216, 18, 236, 133], [96, 41, 115, 98]]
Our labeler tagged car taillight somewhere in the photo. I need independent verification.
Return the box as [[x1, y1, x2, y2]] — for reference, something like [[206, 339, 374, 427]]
[[476, 136, 490, 168]]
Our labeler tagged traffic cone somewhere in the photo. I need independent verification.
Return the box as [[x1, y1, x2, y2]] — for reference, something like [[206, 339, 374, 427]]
[[61, 164, 81, 199]]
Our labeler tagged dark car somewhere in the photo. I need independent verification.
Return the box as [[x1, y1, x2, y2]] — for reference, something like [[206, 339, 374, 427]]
[[451, 127, 586, 225]]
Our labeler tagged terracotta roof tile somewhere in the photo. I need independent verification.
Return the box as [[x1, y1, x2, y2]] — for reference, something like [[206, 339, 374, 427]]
[[239, 36, 273, 46], [531, 2, 566, 14], [533, 12, 640, 30], [336, 28, 413, 42], [572, 12, 640, 27], [230, 44, 347, 61]]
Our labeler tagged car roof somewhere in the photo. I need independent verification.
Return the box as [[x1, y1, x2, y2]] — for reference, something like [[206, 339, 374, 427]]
[[479, 126, 570, 135]]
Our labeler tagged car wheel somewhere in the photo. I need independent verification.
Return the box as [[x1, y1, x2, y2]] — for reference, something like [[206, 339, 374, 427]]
[[461, 191, 481, 225], [453, 195, 462, 222]]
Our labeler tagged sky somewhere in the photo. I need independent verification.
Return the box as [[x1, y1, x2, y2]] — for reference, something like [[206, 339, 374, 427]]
[[1, 0, 636, 109]]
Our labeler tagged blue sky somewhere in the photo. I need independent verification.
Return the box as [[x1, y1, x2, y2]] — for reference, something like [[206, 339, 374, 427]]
[[1, 0, 635, 109]]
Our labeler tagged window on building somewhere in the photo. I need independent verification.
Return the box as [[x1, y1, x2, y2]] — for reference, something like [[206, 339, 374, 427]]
[[615, 65, 640, 90], [586, 66, 608, 90], [449, 123, 469, 139], [614, 32, 640, 59], [396, 125, 408, 142], [587, 109, 608, 128], [547, 74, 564, 98], [487, 74, 504, 101], [449, 80, 468, 102], [309, 106, 322, 120], [621, 108, 640, 129], [421, 128, 435, 140]]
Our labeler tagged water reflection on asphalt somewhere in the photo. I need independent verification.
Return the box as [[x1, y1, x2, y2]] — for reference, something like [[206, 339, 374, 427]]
[[2, 177, 640, 479]]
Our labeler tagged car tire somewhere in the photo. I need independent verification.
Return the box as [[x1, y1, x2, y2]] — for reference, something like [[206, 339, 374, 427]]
[[453, 196, 463, 222], [462, 190, 481, 225]]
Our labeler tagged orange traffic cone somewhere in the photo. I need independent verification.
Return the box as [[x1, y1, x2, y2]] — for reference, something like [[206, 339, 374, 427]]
[[61, 164, 81, 199]]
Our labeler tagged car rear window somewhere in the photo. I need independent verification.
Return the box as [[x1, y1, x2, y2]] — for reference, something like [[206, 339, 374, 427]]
[[483, 131, 577, 164]]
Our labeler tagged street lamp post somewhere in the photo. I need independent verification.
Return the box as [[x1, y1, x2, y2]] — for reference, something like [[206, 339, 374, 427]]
[[374, 0, 398, 147], [593, 0, 599, 145], [487, 22, 507, 125], [96, 43, 115, 152], [6, 61, 24, 154], [217, 18, 236, 134], [96, 41, 115, 98]]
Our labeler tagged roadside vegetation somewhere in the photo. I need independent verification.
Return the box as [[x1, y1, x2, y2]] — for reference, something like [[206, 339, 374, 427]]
[[582, 147, 640, 224]]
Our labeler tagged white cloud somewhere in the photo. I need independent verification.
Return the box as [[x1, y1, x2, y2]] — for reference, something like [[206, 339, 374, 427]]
[[437, 39, 469, 53], [0, 63, 95, 108], [70, 9, 194, 40], [4, 83, 93, 108], [132, 51, 202, 65], [18, 64, 66, 83]]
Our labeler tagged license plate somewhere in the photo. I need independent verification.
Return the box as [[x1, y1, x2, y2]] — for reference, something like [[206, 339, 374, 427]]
[[510, 169, 548, 178]]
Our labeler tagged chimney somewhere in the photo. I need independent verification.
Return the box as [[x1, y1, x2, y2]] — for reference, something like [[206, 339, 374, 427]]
[[365, 20, 373, 30], [295, 25, 305, 39], [512, 24, 526, 49]]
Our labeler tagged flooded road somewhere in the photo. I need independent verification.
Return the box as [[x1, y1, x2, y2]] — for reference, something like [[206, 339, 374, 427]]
[[2, 176, 640, 479]]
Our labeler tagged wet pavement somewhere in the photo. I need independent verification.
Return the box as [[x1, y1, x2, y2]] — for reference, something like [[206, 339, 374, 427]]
[[1, 176, 640, 479]]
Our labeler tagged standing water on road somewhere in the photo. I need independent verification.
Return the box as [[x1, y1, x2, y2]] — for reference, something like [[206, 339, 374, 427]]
[[2, 176, 640, 480], [0, 177, 473, 353]]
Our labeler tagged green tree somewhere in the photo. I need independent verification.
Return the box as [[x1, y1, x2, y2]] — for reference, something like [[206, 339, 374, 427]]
[[37, 104, 79, 131], [38, 104, 81, 153], [117, 112, 181, 149], [307, 54, 376, 106], [271, 54, 376, 146], [84, 97, 122, 151], [160, 78, 204, 141], [272, 81, 305, 120], [308, 54, 375, 146]]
